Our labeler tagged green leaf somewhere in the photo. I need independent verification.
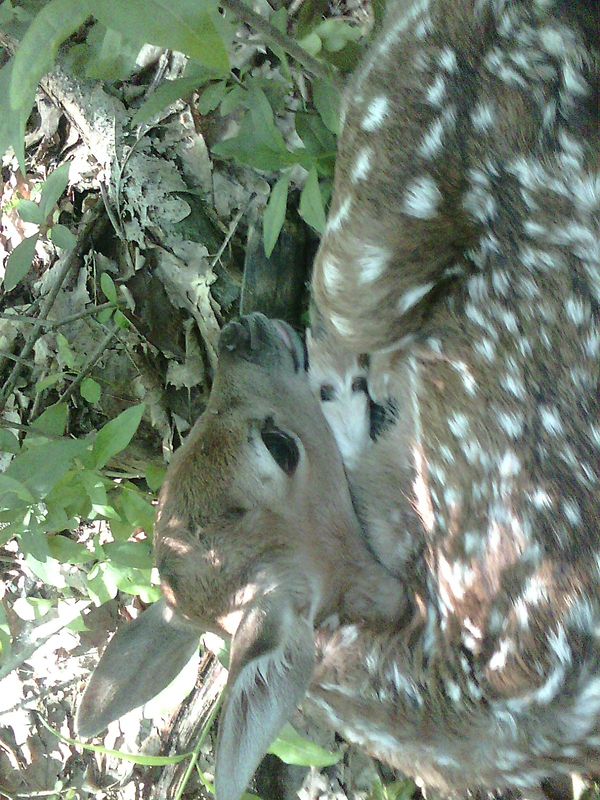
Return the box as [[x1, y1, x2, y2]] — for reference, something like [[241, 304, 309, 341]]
[[313, 77, 341, 135], [295, 111, 336, 159], [20, 524, 50, 562], [30, 403, 68, 437], [145, 464, 166, 492], [36, 372, 64, 393], [4, 438, 89, 498], [56, 332, 76, 370], [132, 75, 213, 127], [0, 60, 26, 169], [49, 223, 77, 250], [103, 540, 153, 570], [0, 429, 19, 455], [100, 271, 117, 303], [17, 199, 43, 225], [119, 484, 156, 530], [92, 404, 145, 469], [263, 174, 290, 257], [0, 475, 35, 506], [198, 80, 228, 114], [48, 534, 93, 564], [113, 309, 130, 329], [80, 377, 101, 404], [4, 234, 38, 292], [268, 723, 341, 767], [247, 88, 287, 153], [86, 561, 119, 605], [299, 167, 327, 234], [10, 0, 94, 111], [93, 0, 229, 73], [219, 85, 245, 116], [39, 162, 71, 220], [83, 25, 141, 82]]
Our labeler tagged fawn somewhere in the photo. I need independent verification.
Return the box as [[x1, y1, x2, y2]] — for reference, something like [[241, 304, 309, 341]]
[[77, 0, 599, 798]]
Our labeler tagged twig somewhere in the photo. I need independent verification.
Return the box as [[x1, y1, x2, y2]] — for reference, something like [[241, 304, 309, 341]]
[[55, 324, 119, 406], [219, 0, 342, 88], [0, 302, 114, 329], [0, 203, 107, 411], [0, 351, 36, 368], [209, 201, 251, 269], [173, 691, 224, 800]]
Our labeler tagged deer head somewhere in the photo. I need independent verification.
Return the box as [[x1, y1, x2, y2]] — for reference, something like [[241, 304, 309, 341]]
[[77, 313, 407, 800]]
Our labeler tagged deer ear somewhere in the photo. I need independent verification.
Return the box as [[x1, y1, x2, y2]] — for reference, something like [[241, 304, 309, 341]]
[[215, 599, 315, 800], [76, 598, 200, 737]]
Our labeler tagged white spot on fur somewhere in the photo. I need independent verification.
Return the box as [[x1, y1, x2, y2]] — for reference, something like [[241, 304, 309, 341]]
[[331, 314, 353, 337], [403, 175, 442, 219], [426, 74, 446, 105], [438, 47, 457, 72], [352, 147, 372, 182], [327, 196, 352, 233], [540, 406, 563, 435], [322, 258, 341, 293], [419, 117, 445, 158], [471, 102, 495, 132], [448, 412, 469, 438], [398, 282, 435, 314], [562, 499, 581, 526], [362, 96, 390, 131], [358, 243, 389, 284]]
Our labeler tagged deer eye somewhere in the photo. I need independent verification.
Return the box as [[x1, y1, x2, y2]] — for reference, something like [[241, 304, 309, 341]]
[[261, 419, 300, 476], [351, 376, 368, 394], [320, 384, 335, 402]]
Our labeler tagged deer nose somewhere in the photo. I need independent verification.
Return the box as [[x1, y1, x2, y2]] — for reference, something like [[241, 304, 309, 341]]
[[219, 318, 252, 356]]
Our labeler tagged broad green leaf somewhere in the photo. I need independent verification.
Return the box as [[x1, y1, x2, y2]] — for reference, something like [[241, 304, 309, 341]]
[[268, 723, 341, 767], [10, 0, 94, 111], [39, 162, 71, 219], [36, 372, 64, 393], [86, 561, 119, 605], [17, 199, 43, 225], [298, 31, 322, 56], [100, 272, 117, 303], [4, 234, 38, 292], [48, 534, 93, 564], [295, 111, 336, 160], [132, 75, 212, 127], [80, 377, 101, 404], [313, 77, 341, 135], [24, 552, 67, 588], [103, 540, 153, 570], [198, 80, 228, 114], [119, 484, 156, 531], [4, 438, 89, 498], [56, 332, 76, 370], [93, 0, 229, 73], [0, 475, 35, 506], [145, 463, 166, 491], [0, 60, 27, 169], [20, 524, 50, 562], [263, 174, 290, 257], [113, 309, 130, 329], [299, 167, 327, 234], [79, 470, 110, 515], [49, 223, 77, 250], [0, 429, 19, 455], [247, 88, 287, 153], [30, 403, 68, 437], [92, 404, 145, 469], [83, 25, 141, 82], [219, 85, 245, 116]]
